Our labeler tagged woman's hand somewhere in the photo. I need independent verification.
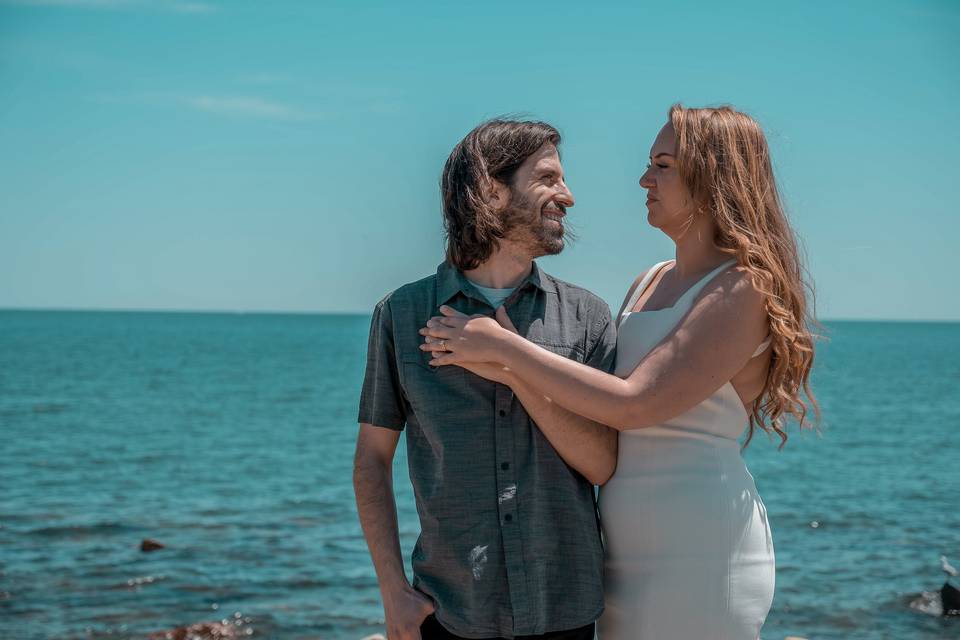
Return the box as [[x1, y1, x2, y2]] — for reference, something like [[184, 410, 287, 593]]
[[422, 334, 515, 384], [419, 305, 520, 366]]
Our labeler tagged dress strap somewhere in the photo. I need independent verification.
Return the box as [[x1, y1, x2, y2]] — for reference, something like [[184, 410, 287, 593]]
[[621, 261, 672, 317], [674, 259, 738, 308]]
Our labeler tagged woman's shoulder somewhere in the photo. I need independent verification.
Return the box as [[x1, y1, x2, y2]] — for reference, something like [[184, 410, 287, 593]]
[[691, 263, 766, 319]]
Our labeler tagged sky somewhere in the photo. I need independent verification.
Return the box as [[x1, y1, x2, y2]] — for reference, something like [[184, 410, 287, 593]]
[[1, 0, 958, 320]]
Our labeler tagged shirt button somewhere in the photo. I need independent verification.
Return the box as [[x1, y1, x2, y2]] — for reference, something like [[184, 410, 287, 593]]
[[498, 409, 506, 417], [501, 462, 510, 470], [504, 514, 513, 522]]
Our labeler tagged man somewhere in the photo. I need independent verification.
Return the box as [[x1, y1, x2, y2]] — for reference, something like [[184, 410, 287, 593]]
[[354, 119, 617, 640]]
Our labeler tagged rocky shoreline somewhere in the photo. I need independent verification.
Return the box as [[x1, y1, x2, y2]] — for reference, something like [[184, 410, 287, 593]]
[[146, 619, 808, 640]]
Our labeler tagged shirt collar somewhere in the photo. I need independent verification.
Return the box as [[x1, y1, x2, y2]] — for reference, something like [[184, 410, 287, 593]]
[[436, 260, 557, 306]]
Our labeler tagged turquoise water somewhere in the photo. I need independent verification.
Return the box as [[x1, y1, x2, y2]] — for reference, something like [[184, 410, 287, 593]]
[[1, 311, 957, 639]]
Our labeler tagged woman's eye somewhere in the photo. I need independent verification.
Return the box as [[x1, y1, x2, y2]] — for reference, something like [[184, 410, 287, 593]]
[[657, 163, 669, 169]]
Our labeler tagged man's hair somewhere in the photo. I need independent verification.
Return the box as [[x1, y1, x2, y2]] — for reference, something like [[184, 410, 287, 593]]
[[440, 118, 561, 270]]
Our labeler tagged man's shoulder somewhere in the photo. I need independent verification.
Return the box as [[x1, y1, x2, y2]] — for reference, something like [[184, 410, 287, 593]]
[[542, 272, 611, 314], [373, 273, 438, 312]]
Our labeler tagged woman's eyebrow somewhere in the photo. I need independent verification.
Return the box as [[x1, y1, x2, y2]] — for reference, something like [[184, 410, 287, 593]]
[[650, 152, 675, 159]]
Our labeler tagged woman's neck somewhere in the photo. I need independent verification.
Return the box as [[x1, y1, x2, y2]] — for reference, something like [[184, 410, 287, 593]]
[[671, 217, 729, 277]]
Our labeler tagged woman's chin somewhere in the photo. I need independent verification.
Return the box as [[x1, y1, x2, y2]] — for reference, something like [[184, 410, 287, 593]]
[[646, 209, 666, 229]]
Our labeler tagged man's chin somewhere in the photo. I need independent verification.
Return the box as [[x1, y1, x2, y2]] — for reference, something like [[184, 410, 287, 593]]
[[535, 236, 564, 256]]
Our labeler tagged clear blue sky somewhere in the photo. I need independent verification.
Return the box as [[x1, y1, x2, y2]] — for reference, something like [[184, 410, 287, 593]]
[[1, 0, 957, 320]]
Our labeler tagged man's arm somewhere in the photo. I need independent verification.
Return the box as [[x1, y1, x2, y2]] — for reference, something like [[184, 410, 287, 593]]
[[354, 424, 434, 640], [355, 297, 433, 639]]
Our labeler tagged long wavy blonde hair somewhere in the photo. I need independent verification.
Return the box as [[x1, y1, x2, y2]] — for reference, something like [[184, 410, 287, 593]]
[[670, 103, 819, 447]]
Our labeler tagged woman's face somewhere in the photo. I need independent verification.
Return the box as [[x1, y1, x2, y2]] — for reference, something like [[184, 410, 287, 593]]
[[639, 122, 696, 234]]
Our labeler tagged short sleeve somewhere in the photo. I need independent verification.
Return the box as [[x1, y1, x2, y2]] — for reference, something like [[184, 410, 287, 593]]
[[357, 297, 407, 430], [583, 303, 617, 374]]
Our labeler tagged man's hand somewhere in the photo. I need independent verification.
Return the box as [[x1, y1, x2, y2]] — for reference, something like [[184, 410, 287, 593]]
[[494, 306, 519, 334], [383, 584, 435, 640]]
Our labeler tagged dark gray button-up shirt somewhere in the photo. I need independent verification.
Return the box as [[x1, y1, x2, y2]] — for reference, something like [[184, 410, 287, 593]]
[[358, 260, 617, 639]]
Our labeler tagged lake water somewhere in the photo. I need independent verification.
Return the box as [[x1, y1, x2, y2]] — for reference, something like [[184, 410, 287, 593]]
[[1, 311, 957, 639]]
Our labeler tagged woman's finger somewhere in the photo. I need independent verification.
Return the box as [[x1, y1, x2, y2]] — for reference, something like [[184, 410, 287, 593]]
[[429, 352, 459, 366], [438, 305, 468, 318], [419, 326, 452, 339], [419, 339, 448, 353], [428, 316, 464, 329]]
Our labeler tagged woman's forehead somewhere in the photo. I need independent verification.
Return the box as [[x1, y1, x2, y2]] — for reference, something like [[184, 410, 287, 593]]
[[650, 122, 676, 156]]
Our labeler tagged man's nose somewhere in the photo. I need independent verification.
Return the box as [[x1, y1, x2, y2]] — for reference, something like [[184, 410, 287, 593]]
[[555, 180, 575, 207]]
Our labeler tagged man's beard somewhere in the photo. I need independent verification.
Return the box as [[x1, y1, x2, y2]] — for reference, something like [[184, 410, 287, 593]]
[[499, 191, 565, 257]]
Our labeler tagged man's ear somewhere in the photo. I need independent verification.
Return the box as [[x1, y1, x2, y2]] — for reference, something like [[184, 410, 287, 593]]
[[482, 179, 510, 211]]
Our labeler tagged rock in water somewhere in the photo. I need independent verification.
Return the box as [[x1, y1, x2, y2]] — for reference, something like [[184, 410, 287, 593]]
[[942, 581, 960, 616], [148, 621, 246, 639], [141, 538, 165, 552]]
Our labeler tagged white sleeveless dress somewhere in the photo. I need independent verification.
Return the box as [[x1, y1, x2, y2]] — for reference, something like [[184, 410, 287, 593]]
[[597, 260, 775, 640]]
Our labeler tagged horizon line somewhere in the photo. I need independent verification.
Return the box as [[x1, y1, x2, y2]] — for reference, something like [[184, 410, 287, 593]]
[[1, 306, 958, 324]]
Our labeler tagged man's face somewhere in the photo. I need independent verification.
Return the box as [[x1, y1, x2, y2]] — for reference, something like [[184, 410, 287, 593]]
[[500, 143, 575, 257]]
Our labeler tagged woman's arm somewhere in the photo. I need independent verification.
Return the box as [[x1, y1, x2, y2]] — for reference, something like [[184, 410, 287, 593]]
[[426, 268, 768, 431], [512, 375, 618, 484], [462, 362, 618, 485]]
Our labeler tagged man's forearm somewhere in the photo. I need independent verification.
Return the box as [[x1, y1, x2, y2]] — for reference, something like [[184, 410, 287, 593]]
[[353, 458, 409, 593], [510, 376, 618, 485]]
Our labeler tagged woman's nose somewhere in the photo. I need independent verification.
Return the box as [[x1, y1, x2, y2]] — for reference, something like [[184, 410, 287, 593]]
[[639, 168, 655, 189]]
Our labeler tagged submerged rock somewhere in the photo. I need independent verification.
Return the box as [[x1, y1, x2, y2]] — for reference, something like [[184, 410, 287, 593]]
[[147, 621, 247, 639], [141, 538, 166, 552]]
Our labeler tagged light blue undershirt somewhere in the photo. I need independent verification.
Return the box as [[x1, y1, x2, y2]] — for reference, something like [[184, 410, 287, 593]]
[[468, 281, 516, 309]]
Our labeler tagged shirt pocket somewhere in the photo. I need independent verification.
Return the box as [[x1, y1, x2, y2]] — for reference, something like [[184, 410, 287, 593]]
[[399, 351, 469, 407]]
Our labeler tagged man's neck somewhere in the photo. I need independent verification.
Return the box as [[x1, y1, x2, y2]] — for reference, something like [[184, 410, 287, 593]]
[[464, 242, 534, 289]]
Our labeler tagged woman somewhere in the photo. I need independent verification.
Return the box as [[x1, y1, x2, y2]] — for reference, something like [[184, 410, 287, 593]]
[[418, 104, 818, 639]]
